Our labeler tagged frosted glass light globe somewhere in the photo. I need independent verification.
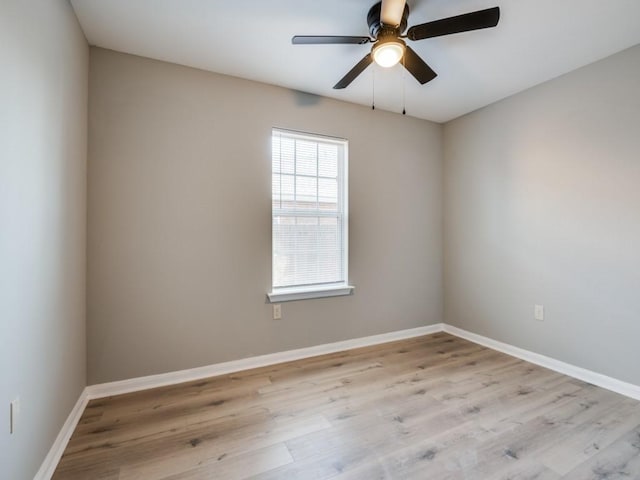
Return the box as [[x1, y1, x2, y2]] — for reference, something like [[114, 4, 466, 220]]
[[373, 40, 405, 68]]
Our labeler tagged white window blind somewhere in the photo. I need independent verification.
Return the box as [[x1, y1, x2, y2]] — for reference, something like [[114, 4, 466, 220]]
[[271, 129, 349, 297]]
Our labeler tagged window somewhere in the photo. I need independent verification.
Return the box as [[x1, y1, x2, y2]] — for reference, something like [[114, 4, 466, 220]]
[[268, 128, 353, 302]]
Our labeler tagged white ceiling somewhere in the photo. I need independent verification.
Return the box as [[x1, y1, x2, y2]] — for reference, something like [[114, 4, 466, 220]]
[[70, 0, 640, 123]]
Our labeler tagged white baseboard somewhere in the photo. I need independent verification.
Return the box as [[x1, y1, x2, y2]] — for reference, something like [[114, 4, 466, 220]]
[[443, 324, 640, 401], [37, 321, 640, 479], [87, 322, 640, 402], [87, 324, 444, 399], [34, 387, 90, 480]]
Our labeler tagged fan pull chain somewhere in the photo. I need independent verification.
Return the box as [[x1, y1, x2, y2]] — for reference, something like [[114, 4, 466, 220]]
[[372, 65, 375, 110], [402, 57, 406, 115]]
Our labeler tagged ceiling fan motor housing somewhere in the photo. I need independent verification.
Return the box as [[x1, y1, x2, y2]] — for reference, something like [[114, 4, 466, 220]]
[[367, 1, 410, 38]]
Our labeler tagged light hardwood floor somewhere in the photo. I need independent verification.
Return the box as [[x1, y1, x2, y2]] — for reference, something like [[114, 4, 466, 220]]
[[53, 333, 640, 479]]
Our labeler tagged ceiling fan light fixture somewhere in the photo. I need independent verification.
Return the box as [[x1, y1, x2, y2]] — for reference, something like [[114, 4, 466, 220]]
[[372, 38, 405, 68]]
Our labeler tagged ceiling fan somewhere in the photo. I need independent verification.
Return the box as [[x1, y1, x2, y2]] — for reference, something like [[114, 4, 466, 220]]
[[292, 0, 500, 89]]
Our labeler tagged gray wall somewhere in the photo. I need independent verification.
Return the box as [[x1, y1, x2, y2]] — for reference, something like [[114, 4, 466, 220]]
[[443, 45, 640, 385], [0, 1, 88, 478], [87, 48, 443, 384]]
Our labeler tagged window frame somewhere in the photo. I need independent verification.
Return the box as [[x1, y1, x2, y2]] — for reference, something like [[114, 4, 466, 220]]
[[268, 128, 354, 303]]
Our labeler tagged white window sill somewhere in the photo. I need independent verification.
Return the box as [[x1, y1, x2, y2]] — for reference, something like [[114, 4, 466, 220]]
[[268, 285, 355, 303]]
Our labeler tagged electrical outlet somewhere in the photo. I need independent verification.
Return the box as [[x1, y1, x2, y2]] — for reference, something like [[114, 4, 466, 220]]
[[10, 397, 20, 434], [534, 304, 544, 321], [272, 304, 282, 320]]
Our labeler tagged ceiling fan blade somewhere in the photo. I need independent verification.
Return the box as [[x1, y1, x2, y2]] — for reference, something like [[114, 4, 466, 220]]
[[292, 35, 370, 45], [380, 0, 407, 27], [333, 53, 373, 89], [407, 6, 500, 41], [403, 46, 437, 84]]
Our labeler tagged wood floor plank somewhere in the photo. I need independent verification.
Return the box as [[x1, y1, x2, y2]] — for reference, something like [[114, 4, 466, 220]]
[[427, 384, 628, 479], [561, 423, 640, 479], [156, 443, 294, 480], [52, 333, 640, 479], [118, 414, 330, 479], [540, 397, 640, 475]]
